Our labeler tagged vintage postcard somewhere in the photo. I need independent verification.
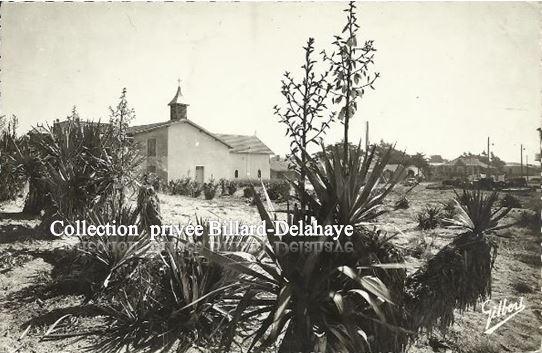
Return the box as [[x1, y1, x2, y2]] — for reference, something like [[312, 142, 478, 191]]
[[0, 2, 540, 353]]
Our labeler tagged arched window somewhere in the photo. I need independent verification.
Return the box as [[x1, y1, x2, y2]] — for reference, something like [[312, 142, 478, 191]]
[[258, 169, 262, 178], [234, 170, 239, 178]]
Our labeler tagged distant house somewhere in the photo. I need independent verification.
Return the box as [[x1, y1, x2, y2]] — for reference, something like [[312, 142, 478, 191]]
[[504, 162, 540, 180], [270, 156, 295, 180], [128, 85, 274, 182], [431, 156, 489, 180]]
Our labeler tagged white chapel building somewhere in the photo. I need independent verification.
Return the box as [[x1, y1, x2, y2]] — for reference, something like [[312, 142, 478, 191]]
[[129, 85, 273, 183]]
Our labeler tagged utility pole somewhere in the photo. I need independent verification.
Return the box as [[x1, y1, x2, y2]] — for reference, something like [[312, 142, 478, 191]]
[[526, 155, 529, 180], [520, 144, 524, 179]]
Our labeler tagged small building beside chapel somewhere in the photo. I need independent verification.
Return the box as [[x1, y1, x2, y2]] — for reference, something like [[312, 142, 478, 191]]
[[128, 85, 274, 183]]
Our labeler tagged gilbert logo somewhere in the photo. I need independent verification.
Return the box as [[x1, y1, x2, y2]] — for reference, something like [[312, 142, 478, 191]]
[[482, 297, 526, 334]]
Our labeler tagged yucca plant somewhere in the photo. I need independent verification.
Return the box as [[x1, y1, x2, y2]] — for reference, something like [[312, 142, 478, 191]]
[[198, 218, 262, 255], [23, 116, 144, 230], [9, 134, 49, 214], [78, 207, 151, 289], [291, 142, 403, 226], [393, 181, 418, 210], [404, 189, 511, 332], [443, 189, 511, 234], [93, 239, 236, 353], [440, 198, 457, 219], [416, 206, 442, 230], [208, 145, 411, 353], [0, 117, 26, 202]]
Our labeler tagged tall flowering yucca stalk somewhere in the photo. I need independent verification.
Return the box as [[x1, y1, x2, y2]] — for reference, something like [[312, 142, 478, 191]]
[[274, 37, 334, 213], [205, 3, 411, 352], [324, 1, 380, 161]]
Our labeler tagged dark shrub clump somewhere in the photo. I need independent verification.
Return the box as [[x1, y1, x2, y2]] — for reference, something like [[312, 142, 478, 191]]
[[203, 179, 218, 200], [500, 194, 522, 208], [266, 179, 290, 201], [416, 206, 442, 230], [394, 196, 409, 210]]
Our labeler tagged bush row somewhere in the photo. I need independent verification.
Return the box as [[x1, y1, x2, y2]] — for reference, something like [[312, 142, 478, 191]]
[[164, 177, 291, 202]]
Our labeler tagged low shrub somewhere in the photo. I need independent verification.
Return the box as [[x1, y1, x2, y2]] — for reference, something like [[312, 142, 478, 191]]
[[167, 177, 203, 198], [203, 179, 218, 200], [394, 196, 409, 210], [218, 179, 237, 196], [243, 186, 253, 198], [167, 177, 193, 196], [511, 279, 533, 294], [440, 199, 457, 219], [227, 182, 237, 195], [218, 179, 228, 196], [500, 193, 522, 208], [265, 179, 290, 201], [192, 182, 203, 198], [517, 210, 540, 231], [416, 206, 442, 230]]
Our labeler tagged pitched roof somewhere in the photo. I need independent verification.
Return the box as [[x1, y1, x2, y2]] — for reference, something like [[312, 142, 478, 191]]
[[128, 119, 232, 149], [448, 157, 488, 168], [128, 120, 274, 154], [128, 121, 173, 134], [214, 134, 274, 154]]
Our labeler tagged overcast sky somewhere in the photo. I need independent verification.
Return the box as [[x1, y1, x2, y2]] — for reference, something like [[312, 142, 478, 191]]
[[2, 2, 540, 163]]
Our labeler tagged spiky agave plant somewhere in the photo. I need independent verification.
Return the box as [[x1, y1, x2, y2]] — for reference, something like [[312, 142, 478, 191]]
[[23, 118, 144, 231], [78, 206, 152, 289], [291, 142, 403, 226], [192, 217, 262, 255], [404, 189, 511, 332], [9, 134, 49, 214], [93, 239, 236, 353], [416, 205, 442, 230], [209, 144, 412, 353], [443, 189, 511, 234], [0, 125, 26, 202]]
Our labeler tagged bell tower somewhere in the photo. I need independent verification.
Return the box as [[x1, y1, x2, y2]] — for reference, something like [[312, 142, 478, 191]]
[[168, 80, 188, 120]]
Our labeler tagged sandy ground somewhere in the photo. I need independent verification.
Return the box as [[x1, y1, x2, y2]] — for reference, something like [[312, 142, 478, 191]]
[[0, 184, 540, 353]]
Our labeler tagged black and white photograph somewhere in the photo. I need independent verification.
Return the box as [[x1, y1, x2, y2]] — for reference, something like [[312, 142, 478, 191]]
[[0, 2, 540, 353]]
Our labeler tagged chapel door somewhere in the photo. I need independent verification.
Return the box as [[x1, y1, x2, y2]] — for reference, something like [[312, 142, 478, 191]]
[[195, 166, 204, 184]]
